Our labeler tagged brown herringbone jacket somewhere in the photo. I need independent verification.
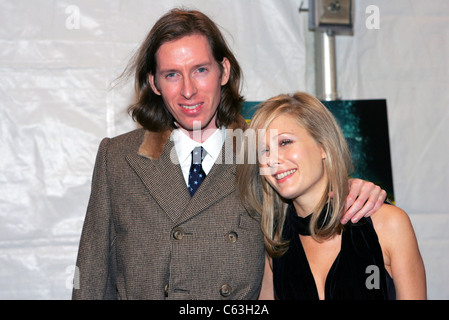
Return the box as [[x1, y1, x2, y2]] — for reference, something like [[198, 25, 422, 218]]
[[72, 117, 265, 299]]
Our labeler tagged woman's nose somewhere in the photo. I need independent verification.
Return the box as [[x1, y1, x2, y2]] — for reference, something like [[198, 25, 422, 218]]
[[267, 157, 279, 168], [259, 155, 279, 176]]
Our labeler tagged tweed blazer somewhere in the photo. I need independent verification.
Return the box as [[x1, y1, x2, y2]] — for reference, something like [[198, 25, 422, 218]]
[[72, 116, 265, 300]]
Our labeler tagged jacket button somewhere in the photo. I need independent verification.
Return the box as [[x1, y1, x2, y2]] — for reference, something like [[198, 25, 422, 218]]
[[220, 284, 232, 297], [173, 227, 184, 240], [225, 231, 238, 243], [164, 283, 169, 297]]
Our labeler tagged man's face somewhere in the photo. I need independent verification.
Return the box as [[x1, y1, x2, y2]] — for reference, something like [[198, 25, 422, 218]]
[[149, 34, 231, 141]]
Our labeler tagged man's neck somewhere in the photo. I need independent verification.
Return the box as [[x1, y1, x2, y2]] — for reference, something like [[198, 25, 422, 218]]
[[180, 126, 220, 143]]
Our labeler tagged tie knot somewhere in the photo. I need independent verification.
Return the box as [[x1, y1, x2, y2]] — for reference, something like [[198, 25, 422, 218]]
[[191, 146, 205, 165]]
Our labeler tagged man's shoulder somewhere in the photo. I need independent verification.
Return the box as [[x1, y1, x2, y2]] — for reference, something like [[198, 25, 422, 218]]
[[100, 128, 146, 155]]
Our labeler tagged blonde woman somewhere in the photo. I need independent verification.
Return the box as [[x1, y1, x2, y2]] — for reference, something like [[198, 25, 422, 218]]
[[237, 92, 426, 300]]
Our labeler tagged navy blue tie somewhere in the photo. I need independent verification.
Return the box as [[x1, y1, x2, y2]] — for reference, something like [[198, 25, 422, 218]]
[[188, 146, 206, 196]]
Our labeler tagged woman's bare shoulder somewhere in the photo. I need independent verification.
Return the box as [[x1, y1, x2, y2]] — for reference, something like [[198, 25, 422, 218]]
[[371, 204, 411, 230], [370, 203, 417, 250]]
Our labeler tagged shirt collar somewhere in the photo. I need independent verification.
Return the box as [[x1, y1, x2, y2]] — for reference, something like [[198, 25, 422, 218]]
[[171, 126, 226, 165]]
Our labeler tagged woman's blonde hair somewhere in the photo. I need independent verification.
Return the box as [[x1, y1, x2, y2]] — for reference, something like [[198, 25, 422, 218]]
[[237, 92, 353, 257]]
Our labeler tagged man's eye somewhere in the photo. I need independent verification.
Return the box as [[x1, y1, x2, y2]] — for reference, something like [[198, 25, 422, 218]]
[[197, 67, 208, 73], [166, 72, 177, 78]]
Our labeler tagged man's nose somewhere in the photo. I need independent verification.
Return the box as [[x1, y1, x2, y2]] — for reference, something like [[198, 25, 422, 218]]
[[181, 76, 197, 99]]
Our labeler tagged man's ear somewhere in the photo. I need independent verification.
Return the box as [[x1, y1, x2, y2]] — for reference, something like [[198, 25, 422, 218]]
[[148, 73, 161, 95], [220, 57, 231, 86]]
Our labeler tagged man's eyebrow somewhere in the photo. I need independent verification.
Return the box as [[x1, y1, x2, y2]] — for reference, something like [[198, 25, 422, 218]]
[[194, 61, 213, 67], [158, 68, 178, 74], [158, 61, 213, 74]]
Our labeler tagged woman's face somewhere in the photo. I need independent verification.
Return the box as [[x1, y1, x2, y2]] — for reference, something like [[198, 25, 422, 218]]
[[259, 114, 327, 214]]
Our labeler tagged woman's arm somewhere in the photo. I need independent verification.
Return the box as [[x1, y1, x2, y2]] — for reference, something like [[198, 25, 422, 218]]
[[372, 204, 427, 300], [258, 254, 275, 300]]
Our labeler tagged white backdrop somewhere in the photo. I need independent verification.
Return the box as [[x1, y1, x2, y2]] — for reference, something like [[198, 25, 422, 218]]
[[0, 0, 447, 299]]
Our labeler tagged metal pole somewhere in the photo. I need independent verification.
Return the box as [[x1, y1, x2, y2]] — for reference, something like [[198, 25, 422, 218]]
[[315, 29, 340, 101]]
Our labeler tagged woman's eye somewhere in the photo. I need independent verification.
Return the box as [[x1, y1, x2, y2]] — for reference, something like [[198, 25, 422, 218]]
[[280, 139, 292, 146]]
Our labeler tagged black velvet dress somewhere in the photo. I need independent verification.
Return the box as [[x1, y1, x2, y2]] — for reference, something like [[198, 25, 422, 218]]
[[273, 203, 396, 300]]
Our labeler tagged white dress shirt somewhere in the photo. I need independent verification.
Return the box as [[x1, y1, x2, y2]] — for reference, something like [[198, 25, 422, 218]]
[[171, 126, 226, 186]]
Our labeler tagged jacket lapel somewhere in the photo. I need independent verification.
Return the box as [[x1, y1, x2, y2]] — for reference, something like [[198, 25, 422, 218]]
[[178, 156, 236, 225], [126, 136, 191, 223]]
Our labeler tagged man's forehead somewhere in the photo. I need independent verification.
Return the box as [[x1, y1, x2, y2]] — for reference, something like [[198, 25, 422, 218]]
[[155, 35, 216, 72]]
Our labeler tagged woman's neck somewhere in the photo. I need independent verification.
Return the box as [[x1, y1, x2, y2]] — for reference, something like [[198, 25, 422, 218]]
[[292, 188, 327, 218]]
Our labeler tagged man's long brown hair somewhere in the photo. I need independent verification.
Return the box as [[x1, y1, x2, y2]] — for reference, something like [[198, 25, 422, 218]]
[[119, 8, 244, 132]]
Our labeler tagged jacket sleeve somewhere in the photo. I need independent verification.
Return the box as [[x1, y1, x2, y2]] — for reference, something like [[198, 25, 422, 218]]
[[72, 138, 117, 299]]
